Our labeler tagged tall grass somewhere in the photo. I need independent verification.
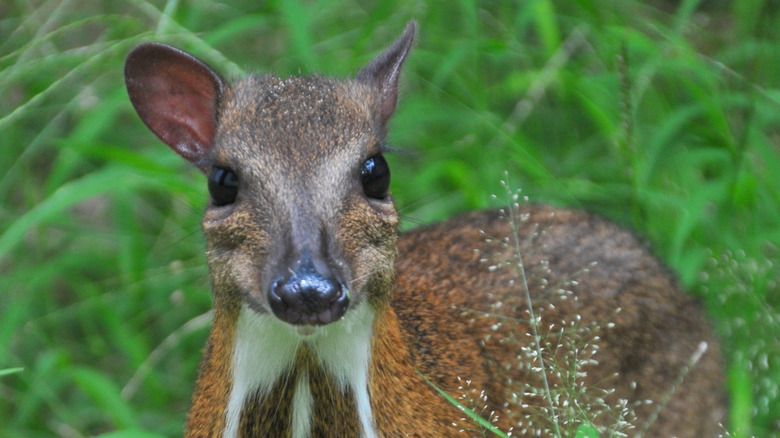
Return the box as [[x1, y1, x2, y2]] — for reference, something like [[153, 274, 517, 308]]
[[1, 0, 778, 436]]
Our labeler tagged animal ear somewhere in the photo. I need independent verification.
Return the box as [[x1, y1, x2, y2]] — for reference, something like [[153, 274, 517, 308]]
[[356, 21, 416, 124], [124, 43, 224, 171]]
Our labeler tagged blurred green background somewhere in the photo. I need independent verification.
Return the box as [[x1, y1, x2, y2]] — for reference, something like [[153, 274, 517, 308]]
[[1, 0, 778, 436]]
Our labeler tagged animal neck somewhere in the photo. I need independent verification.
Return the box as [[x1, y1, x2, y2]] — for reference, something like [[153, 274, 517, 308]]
[[185, 297, 455, 438], [222, 300, 379, 438]]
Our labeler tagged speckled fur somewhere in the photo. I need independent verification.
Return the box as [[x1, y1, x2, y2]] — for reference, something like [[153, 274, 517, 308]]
[[391, 208, 726, 437], [124, 22, 726, 438]]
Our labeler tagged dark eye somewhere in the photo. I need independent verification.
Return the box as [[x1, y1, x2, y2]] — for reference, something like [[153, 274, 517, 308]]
[[360, 153, 390, 200], [208, 166, 238, 206]]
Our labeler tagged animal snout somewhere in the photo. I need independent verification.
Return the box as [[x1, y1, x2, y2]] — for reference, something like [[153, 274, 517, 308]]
[[268, 259, 349, 326]]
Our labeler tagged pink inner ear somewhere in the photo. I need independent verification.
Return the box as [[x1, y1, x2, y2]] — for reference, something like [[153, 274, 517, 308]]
[[125, 43, 224, 168], [145, 67, 219, 160]]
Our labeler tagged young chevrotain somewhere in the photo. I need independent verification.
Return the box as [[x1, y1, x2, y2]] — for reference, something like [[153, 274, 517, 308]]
[[124, 22, 726, 437]]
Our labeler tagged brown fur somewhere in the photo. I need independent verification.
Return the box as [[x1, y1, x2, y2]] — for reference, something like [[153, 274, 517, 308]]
[[184, 296, 239, 437], [392, 207, 726, 436], [237, 347, 362, 437], [124, 22, 726, 438]]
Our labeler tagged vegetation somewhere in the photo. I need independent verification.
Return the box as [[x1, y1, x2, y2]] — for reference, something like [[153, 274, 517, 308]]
[[1, 0, 778, 436]]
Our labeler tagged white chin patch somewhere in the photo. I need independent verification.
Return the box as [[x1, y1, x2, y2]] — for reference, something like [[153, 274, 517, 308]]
[[294, 325, 319, 337], [223, 301, 378, 438]]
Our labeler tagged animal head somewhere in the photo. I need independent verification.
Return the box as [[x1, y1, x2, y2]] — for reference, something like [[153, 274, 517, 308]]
[[125, 22, 416, 330]]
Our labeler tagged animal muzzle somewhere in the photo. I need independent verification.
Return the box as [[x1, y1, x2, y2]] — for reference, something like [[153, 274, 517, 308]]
[[268, 255, 350, 326]]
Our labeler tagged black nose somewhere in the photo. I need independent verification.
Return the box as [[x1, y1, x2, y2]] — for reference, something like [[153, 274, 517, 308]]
[[268, 257, 349, 326]]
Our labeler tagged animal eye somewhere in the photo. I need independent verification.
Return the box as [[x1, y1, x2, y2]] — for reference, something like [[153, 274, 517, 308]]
[[360, 154, 390, 200], [208, 166, 238, 206]]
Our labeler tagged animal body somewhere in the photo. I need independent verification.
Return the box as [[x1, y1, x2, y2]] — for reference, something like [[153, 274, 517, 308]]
[[124, 22, 726, 437]]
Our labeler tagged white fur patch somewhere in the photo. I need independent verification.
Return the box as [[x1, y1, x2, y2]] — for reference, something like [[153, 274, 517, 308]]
[[291, 371, 313, 438], [223, 301, 377, 438]]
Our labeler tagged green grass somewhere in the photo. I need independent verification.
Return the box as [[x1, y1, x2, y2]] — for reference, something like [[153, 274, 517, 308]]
[[1, 0, 778, 436]]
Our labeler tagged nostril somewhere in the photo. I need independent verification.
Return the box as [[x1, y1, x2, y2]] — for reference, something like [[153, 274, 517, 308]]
[[269, 273, 349, 326], [325, 286, 350, 324]]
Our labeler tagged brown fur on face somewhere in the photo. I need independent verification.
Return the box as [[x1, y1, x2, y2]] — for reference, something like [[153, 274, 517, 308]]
[[202, 75, 399, 317]]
